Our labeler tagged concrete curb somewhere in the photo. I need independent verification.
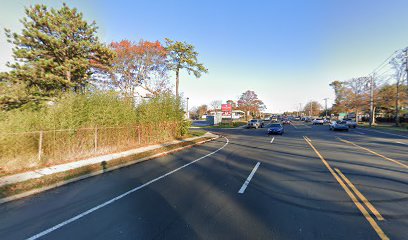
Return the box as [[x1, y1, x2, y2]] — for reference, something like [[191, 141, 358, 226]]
[[0, 133, 214, 187], [0, 134, 219, 205]]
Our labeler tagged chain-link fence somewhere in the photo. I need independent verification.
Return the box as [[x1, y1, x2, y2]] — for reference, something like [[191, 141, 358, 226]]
[[0, 122, 181, 175]]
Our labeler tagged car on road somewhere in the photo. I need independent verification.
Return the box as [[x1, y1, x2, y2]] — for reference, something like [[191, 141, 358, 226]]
[[282, 119, 291, 125], [312, 118, 324, 125], [329, 120, 349, 131], [268, 123, 284, 135], [271, 117, 278, 122], [344, 119, 357, 128], [247, 119, 264, 128]]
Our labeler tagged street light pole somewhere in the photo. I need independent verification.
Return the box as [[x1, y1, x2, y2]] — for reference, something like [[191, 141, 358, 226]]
[[186, 97, 189, 119], [299, 103, 302, 117], [323, 98, 328, 118]]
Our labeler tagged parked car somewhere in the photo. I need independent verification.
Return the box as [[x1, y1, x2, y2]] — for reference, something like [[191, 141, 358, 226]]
[[294, 117, 301, 121], [304, 118, 312, 122], [247, 119, 264, 129], [329, 120, 349, 131], [344, 119, 357, 128], [312, 118, 324, 125], [268, 123, 284, 135], [323, 118, 331, 124], [271, 117, 278, 122]]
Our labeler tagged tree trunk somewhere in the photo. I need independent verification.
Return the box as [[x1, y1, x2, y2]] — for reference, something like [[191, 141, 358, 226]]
[[355, 109, 359, 124], [175, 68, 179, 98], [395, 82, 400, 127]]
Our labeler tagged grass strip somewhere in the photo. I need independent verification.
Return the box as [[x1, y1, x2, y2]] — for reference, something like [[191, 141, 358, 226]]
[[0, 136, 213, 200]]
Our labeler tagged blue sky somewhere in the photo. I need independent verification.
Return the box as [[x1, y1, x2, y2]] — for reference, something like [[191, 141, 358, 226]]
[[1, 0, 408, 112]]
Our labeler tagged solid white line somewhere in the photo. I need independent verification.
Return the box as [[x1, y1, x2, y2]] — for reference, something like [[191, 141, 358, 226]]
[[354, 131, 366, 135], [238, 162, 260, 194], [270, 137, 275, 143], [26, 137, 229, 240]]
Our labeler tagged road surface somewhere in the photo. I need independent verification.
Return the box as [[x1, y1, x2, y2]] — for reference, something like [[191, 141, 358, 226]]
[[1, 122, 407, 240]]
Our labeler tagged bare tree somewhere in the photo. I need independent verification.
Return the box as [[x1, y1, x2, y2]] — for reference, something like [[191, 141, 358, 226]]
[[389, 52, 407, 126], [342, 77, 370, 123], [303, 101, 323, 117], [210, 100, 222, 114]]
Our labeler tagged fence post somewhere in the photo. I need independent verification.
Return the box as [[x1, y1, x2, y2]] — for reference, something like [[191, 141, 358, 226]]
[[38, 130, 43, 161], [138, 125, 141, 145], [94, 126, 98, 152]]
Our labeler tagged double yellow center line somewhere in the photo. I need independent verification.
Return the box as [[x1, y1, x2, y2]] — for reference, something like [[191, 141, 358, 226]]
[[303, 136, 389, 240]]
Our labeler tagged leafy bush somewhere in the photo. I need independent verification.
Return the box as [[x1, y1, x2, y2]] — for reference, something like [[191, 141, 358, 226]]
[[0, 91, 191, 175], [0, 91, 137, 132], [135, 93, 184, 124], [0, 91, 189, 132]]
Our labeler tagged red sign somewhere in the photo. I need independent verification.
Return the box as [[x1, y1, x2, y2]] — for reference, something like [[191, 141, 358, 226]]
[[221, 104, 232, 112]]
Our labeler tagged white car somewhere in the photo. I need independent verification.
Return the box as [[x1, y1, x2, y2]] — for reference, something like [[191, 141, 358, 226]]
[[312, 118, 324, 125]]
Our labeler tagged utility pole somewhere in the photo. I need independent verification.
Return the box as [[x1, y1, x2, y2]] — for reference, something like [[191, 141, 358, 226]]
[[323, 98, 328, 119], [299, 103, 302, 117], [186, 97, 189, 119], [405, 48, 408, 102], [369, 75, 374, 127]]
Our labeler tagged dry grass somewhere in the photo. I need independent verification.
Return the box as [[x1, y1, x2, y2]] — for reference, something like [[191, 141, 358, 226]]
[[0, 136, 212, 199], [0, 122, 182, 176]]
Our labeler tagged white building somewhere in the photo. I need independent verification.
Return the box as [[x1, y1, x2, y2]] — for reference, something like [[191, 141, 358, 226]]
[[208, 110, 245, 120]]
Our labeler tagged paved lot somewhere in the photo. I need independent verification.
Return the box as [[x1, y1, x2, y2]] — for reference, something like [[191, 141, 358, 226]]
[[1, 122, 407, 239]]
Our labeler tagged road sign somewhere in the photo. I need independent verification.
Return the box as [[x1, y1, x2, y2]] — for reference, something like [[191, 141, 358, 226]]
[[222, 104, 232, 118], [221, 104, 232, 112]]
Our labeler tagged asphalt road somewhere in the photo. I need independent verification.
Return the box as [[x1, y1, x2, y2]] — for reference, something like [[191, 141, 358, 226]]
[[1, 121, 407, 240]]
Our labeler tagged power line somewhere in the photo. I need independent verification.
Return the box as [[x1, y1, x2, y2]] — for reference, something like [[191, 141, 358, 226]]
[[369, 50, 400, 76]]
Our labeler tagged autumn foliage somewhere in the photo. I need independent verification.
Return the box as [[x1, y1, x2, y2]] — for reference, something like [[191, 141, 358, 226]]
[[108, 40, 170, 99]]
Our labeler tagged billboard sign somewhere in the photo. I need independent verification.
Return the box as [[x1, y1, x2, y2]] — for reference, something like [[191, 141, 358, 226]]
[[221, 104, 232, 112], [221, 104, 232, 117]]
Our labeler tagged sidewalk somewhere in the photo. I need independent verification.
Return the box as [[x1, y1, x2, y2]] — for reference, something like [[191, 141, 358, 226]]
[[0, 132, 218, 187]]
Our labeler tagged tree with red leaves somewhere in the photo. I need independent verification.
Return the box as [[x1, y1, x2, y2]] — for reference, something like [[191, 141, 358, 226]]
[[237, 90, 266, 120], [108, 40, 169, 100]]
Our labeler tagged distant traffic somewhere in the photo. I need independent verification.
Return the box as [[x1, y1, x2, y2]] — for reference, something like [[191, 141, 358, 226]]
[[246, 115, 359, 134]]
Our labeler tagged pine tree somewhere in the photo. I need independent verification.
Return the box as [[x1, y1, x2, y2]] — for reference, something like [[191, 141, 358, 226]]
[[0, 3, 114, 110], [164, 38, 207, 98]]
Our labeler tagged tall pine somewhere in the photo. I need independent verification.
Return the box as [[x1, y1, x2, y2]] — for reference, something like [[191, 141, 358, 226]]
[[0, 3, 114, 110]]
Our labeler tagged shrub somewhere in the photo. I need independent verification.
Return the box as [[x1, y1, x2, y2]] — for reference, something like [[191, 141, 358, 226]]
[[0, 91, 190, 175]]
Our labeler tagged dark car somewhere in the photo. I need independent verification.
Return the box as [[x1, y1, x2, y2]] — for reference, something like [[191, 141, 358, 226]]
[[329, 120, 349, 131], [268, 123, 284, 135]]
